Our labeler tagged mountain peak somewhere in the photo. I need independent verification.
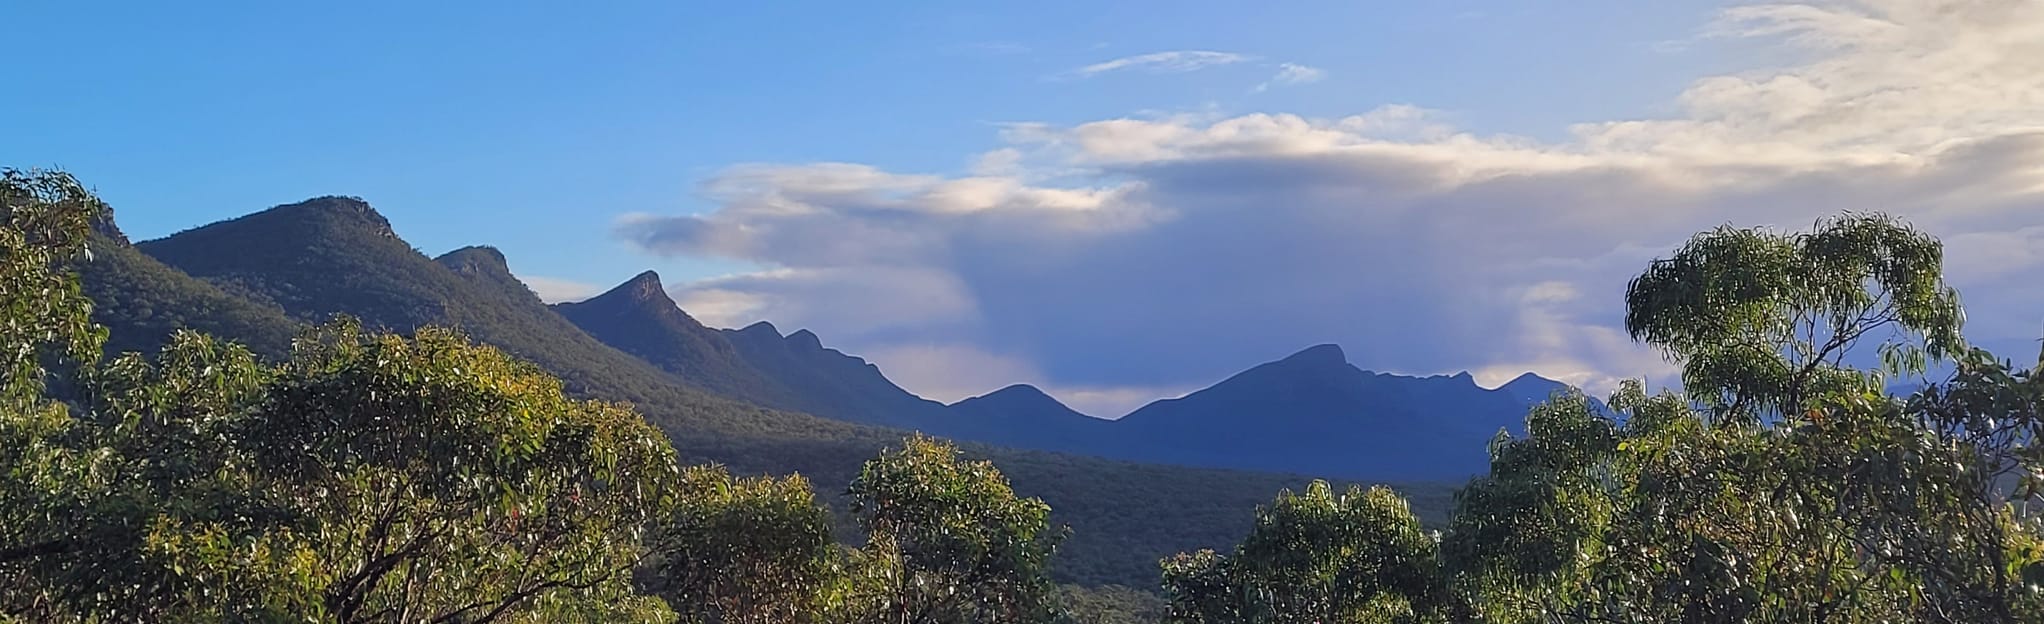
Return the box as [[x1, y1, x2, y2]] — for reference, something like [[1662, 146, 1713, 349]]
[[273, 196, 394, 236], [1280, 343, 1347, 367], [621, 270, 666, 302], [950, 384, 1091, 421], [787, 328, 823, 351], [1500, 371, 1550, 388], [437, 246, 510, 276], [564, 271, 688, 321], [982, 383, 1052, 401], [738, 320, 781, 337]]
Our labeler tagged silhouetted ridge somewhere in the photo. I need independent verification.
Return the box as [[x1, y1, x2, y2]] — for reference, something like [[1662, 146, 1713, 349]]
[[552, 271, 780, 404], [1098, 344, 1565, 480], [574, 271, 688, 319], [788, 329, 824, 351], [716, 322, 949, 429], [955, 384, 1060, 410], [1281, 343, 1347, 367]]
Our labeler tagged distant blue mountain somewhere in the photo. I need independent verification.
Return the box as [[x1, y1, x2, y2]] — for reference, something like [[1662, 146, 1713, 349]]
[[559, 272, 1596, 481], [1103, 344, 1577, 480]]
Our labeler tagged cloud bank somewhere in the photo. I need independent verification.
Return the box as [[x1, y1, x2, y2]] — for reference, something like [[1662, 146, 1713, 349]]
[[618, 0, 2044, 413]]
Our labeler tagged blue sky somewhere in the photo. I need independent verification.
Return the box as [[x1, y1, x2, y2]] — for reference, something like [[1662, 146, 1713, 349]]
[[6, 1, 2040, 416], [7, 1, 1724, 281]]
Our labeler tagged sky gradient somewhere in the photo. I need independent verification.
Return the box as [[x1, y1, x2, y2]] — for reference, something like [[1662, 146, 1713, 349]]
[[6, 1, 2040, 416]]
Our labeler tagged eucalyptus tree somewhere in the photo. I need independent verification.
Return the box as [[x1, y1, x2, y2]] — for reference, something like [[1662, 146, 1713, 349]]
[[1622, 212, 1963, 421], [1162, 481, 1443, 624], [652, 464, 837, 624], [845, 435, 1065, 624], [1436, 212, 2043, 623]]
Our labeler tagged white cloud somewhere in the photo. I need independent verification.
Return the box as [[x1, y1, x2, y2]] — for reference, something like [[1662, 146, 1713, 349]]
[[1070, 50, 1251, 78], [518, 275, 601, 303], [621, 1, 2044, 404], [1254, 63, 1326, 92]]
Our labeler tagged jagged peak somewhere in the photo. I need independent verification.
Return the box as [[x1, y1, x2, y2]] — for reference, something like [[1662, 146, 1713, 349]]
[[620, 270, 667, 302], [570, 270, 680, 312]]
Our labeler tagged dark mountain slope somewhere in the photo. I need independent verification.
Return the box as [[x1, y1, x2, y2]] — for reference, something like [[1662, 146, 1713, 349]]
[[946, 384, 1116, 453], [557, 264, 1577, 481], [1112, 344, 1569, 480], [79, 233, 300, 360], [124, 196, 1433, 587], [435, 245, 540, 302], [719, 321, 952, 428], [552, 272, 803, 413]]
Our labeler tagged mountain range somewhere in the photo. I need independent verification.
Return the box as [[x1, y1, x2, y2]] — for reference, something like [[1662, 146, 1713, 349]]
[[77, 195, 1583, 585], [550, 266, 1583, 480]]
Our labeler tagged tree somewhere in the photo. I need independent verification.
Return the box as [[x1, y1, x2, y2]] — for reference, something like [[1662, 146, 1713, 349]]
[[845, 435, 1065, 624], [0, 168, 112, 616], [1438, 390, 1623, 623], [6, 322, 685, 621], [652, 465, 836, 623], [1432, 212, 2044, 623], [1162, 481, 1442, 624], [218, 320, 681, 622], [1623, 212, 1962, 420]]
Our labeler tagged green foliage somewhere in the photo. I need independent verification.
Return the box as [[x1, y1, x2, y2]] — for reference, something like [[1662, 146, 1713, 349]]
[[652, 465, 836, 623], [0, 168, 110, 616], [1162, 482, 1442, 623], [1623, 213, 1963, 419], [240, 320, 681, 622], [846, 434, 1066, 623], [5, 321, 683, 622], [1441, 213, 2040, 622], [1158, 212, 2044, 624]]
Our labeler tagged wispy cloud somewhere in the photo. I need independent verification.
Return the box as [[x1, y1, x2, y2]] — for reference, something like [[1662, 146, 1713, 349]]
[[1070, 50, 1252, 78], [1253, 63, 1326, 92]]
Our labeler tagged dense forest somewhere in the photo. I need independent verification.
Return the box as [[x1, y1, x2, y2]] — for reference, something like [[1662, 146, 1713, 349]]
[[5, 168, 2043, 622]]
